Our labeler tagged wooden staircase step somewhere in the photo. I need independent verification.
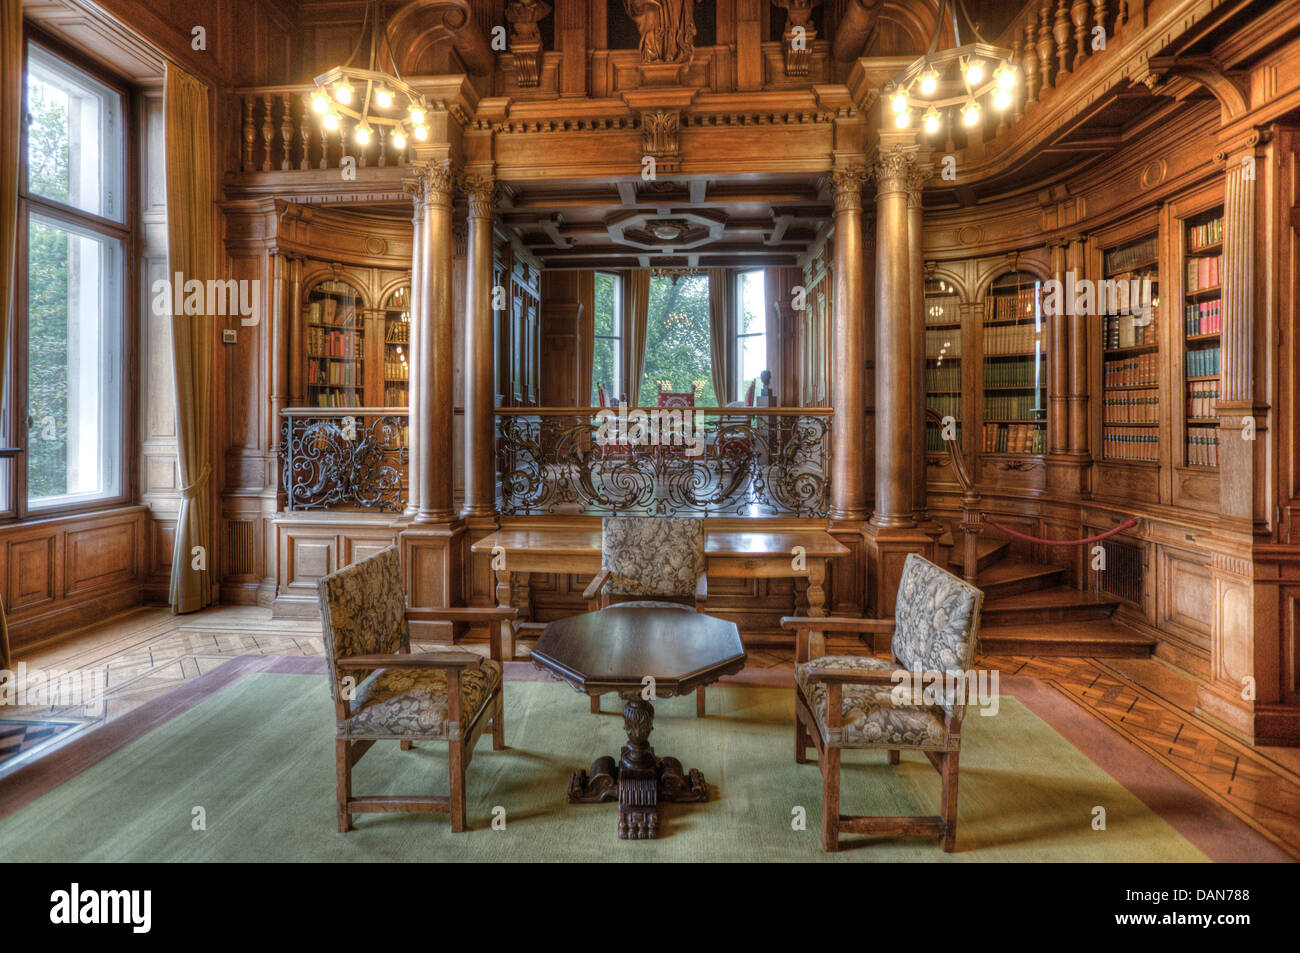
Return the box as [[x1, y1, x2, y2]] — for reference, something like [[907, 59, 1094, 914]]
[[978, 619, 1155, 658], [971, 558, 1067, 598], [981, 586, 1121, 625], [947, 536, 1010, 575]]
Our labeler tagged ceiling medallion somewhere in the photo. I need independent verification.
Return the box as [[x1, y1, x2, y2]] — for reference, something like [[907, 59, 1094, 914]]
[[310, 0, 431, 152], [885, 0, 1020, 136]]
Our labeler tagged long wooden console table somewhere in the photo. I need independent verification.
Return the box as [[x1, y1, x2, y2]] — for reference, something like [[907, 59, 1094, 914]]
[[470, 528, 849, 659]]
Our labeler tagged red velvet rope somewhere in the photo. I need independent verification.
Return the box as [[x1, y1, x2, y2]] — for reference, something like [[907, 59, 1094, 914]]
[[979, 516, 1138, 546]]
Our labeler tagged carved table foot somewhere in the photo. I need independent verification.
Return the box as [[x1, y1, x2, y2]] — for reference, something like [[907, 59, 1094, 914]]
[[566, 695, 710, 839]]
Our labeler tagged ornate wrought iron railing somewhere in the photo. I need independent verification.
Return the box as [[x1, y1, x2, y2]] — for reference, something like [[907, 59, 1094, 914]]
[[495, 407, 832, 518], [281, 408, 408, 512]]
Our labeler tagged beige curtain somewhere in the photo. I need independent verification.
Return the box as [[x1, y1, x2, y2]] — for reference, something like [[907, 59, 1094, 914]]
[[623, 269, 650, 405], [708, 268, 732, 405], [165, 65, 217, 614], [0, 0, 20, 667]]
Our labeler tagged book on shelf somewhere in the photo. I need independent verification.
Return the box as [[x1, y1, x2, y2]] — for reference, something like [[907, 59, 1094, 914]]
[[306, 327, 364, 359], [925, 330, 962, 358], [1184, 346, 1221, 378], [1188, 216, 1223, 250], [983, 323, 1044, 356], [1103, 353, 1158, 387], [1186, 427, 1220, 467], [983, 395, 1042, 419], [384, 385, 408, 406], [983, 288, 1038, 323], [925, 423, 961, 452], [982, 422, 1045, 454], [311, 389, 362, 409], [307, 360, 361, 388], [1103, 311, 1158, 349], [1103, 427, 1158, 462], [925, 365, 961, 390], [1102, 393, 1159, 424], [1183, 299, 1221, 336], [925, 297, 960, 326], [1186, 255, 1221, 292], [1103, 236, 1158, 274], [983, 355, 1043, 387], [925, 394, 961, 418], [1186, 384, 1219, 420]]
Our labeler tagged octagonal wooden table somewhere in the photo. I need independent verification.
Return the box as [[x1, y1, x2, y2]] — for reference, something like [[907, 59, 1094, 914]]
[[531, 603, 747, 839]]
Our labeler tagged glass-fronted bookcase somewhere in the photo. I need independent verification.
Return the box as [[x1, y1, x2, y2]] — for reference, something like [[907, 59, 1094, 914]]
[[1099, 233, 1160, 464], [924, 277, 963, 459], [980, 271, 1047, 456], [301, 274, 411, 409]]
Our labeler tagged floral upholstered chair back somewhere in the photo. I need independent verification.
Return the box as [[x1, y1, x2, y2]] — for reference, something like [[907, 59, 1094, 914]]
[[890, 553, 984, 718], [601, 516, 705, 598], [317, 547, 410, 702]]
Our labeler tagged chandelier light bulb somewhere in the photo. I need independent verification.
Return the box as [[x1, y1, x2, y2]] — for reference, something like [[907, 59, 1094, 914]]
[[408, 104, 426, 125], [374, 86, 393, 109], [923, 107, 941, 134], [965, 59, 984, 85], [334, 80, 353, 105], [322, 111, 340, 131], [895, 107, 911, 129], [962, 100, 981, 126], [891, 88, 909, 115], [919, 69, 938, 96], [996, 62, 1017, 90], [994, 88, 1013, 111], [311, 92, 329, 115], [414, 123, 429, 141], [390, 128, 407, 150], [354, 122, 372, 145]]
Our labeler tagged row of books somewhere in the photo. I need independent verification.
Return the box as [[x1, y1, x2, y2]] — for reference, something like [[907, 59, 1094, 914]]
[[983, 356, 1043, 386], [1185, 346, 1220, 378], [1186, 254, 1221, 292], [925, 424, 960, 452], [385, 323, 410, 344], [1103, 312, 1158, 349], [984, 324, 1044, 355], [925, 331, 962, 358], [307, 328, 363, 358], [1187, 428, 1220, 467], [925, 395, 961, 419], [1184, 300, 1221, 336], [383, 386, 409, 406], [982, 289, 1037, 323], [982, 423, 1045, 454], [1187, 385, 1219, 420], [1102, 395, 1159, 424], [1104, 354, 1158, 388], [1104, 236, 1157, 274], [383, 361, 408, 381], [925, 365, 961, 390], [984, 396, 1042, 420], [310, 389, 363, 408], [925, 298, 960, 326], [1188, 217, 1223, 251], [306, 298, 359, 328], [1103, 428, 1159, 462], [307, 360, 362, 388]]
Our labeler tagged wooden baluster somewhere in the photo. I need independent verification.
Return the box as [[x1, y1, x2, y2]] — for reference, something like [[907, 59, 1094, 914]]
[[357, 125, 367, 168], [1010, 30, 1025, 119], [1115, 0, 1127, 31], [1072, 0, 1091, 64], [1023, 21, 1040, 104], [1054, 0, 1072, 75], [1037, 2, 1055, 91], [280, 93, 293, 171], [300, 93, 312, 170], [1092, 0, 1110, 46], [242, 96, 255, 171], [378, 126, 387, 167], [261, 92, 274, 172]]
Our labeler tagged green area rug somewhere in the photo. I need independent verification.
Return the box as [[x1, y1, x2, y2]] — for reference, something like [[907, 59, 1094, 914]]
[[0, 673, 1206, 861]]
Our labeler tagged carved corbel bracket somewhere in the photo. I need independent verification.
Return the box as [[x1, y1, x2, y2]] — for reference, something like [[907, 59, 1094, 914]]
[[773, 0, 824, 77], [505, 0, 550, 88], [640, 108, 682, 174], [1213, 125, 1272, 164], [1141, 55, 1250, 123]]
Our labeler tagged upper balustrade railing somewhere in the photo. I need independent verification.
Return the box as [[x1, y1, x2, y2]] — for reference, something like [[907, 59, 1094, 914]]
[[495, 407, 832, 519]]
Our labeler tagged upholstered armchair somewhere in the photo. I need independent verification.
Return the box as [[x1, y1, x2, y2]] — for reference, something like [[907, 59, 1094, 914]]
[[781, 553, 984, 852], [317, 547, 517, 833], [582, 515, 710, 716]]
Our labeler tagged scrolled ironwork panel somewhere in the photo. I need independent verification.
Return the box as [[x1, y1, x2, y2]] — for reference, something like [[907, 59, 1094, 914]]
[[281, 413, 408, 511], [496, 411, 830, 518]]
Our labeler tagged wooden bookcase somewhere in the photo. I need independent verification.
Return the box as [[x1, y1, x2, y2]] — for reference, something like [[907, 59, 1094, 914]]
[[381, 286, 411, 408], [1099, 233, 1160, 464], [924, 277, 963, 457], [980, 271, 1047, 456], [1181, 206, 1223, 469], [304, 278, 367, 409]]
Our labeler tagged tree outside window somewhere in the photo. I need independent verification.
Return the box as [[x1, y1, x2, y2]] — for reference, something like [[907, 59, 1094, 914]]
[[639, 273, 715, 406]]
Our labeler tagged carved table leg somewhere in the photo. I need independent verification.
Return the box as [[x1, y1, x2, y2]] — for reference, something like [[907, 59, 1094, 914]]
[[806, 559, 828, 660]]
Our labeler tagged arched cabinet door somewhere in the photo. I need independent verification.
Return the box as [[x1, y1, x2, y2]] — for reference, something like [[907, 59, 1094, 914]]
[[302, 276, 367, 409], [381, 285, 411, 409], [979, 270, 1047, 458]]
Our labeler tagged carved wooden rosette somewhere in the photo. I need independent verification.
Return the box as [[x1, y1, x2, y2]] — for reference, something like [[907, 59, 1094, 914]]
[[641, 108, 682, 174]]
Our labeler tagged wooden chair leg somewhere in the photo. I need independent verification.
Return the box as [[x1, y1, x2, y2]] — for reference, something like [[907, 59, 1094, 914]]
[[336, 740, 353, 833], [696, 686, 706, 717], [794, 713, 809, 764], [492, 691, 505, 750], [821, 746, 841, 852], [940, 751, 959, 852], [400, 740, 413, 751], [590, 695, 600, 714], [449, 740, 468, 833], [888, 749, 900, 765]]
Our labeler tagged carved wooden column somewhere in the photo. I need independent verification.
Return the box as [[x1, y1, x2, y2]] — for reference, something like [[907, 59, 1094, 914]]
[[871, 143, 918, 528], [287, 257, 304, 406], [263, 251, 290, 603], [462, 174, 496, 518], [416, 159, 457, 523], [907, 157, 931, 523], [1066, 235, 1090, 457], [403, 186, 426, 518], [1047, 239, 1069, 454], [829, 163, 869, 522]]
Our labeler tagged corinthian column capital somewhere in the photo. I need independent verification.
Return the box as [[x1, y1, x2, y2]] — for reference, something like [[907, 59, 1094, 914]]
[[410, 158, 457, 207], [831, 164, 869, 212], [460, 173, 498, 219], [872, 145, 920, 194]]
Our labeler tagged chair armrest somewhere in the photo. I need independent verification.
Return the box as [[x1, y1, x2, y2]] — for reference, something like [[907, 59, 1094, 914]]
[[582, 569, 611, 602], [780, 616, 895, 633], [406, 607, 519, 624], [336, 651, 482, 671], [695, 572, 708, 602]]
